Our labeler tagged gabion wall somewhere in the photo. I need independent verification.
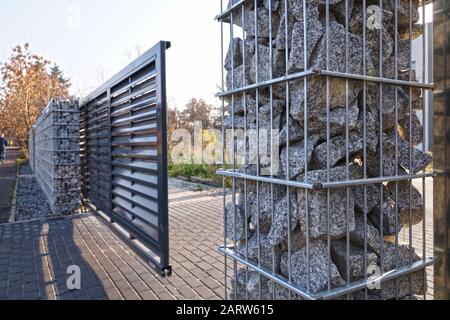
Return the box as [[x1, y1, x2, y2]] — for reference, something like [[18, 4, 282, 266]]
[[219, 0, 434, 300], [31, 98, 81, 216]]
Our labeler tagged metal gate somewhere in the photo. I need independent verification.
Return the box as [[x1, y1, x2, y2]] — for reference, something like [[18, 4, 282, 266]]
[[217, 0, 436, 300], [80, 41, 171, 276]]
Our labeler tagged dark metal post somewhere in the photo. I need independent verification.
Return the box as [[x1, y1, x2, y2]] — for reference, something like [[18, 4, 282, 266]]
[[433, 0, 450, 300], [156, 41, 171, 277]]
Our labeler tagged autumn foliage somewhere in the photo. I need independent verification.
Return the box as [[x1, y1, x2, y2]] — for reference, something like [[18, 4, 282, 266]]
[[0, 44, 71, 154]]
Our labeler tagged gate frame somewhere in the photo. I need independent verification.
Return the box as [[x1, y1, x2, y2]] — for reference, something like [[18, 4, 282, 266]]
[[80, 41, 172, 277]]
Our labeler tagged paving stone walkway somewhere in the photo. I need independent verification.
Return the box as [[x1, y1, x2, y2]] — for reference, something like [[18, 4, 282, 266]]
[[0, 182, 230, 300]]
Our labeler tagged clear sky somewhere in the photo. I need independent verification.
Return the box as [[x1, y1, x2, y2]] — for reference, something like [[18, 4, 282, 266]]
[[0, 1, 433, 109], [0, 0, 222, 108]]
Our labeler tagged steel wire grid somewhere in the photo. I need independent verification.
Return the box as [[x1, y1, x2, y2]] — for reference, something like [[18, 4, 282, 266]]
[[217, 0, 435, 300]]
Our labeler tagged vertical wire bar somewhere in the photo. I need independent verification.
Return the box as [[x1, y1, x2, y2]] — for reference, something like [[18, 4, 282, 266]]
[[220, 0, 228, 301], [394, 0, 400, 301], [268, 0, 276, 300], [242, 2, 250, 302], [421, 1, 427, 301], [378, 0, 385, 300], [326, 0, 332, 293], [230, 10, 239, 301], [362, 0, 369, 300], [344, 0, 351, 298], [302, 0, 311, 294], [284, 0, 293, 301], [408, 0, 414, 300], [254, 0, 262, 301]]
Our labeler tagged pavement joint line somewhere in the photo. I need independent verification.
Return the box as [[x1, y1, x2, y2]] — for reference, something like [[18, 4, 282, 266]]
[[84, 214, 164, 300]]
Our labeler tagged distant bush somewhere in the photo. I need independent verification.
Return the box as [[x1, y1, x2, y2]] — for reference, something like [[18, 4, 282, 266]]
[[168, 162, 231, 188]]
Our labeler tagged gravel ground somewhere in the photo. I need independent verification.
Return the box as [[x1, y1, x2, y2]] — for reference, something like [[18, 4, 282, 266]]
[[15, 175, 51, 222], [19, 164, 33, 175], [169, 177, 223, 194]]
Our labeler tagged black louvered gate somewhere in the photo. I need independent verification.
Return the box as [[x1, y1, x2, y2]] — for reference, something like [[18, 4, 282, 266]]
[[80, 41, 171, 276]]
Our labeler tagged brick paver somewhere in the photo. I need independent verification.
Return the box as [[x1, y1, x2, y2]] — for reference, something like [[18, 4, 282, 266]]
[[0, 182, 228, 300]]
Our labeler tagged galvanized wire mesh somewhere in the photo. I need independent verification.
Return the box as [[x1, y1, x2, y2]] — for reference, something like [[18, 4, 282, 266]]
[[217, 0, 435, 300], [31, 98, 81, 216]]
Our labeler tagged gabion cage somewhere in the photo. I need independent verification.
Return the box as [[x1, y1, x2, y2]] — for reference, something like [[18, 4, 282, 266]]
[[217, 0, 435, 300], [31, 98, 81, 216]]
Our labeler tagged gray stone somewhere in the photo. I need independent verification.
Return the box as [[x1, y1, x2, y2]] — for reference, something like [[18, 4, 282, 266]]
[[250, 44, 286, 85], [351, 212, 383, 255], [227, 94, 257, 115], [387, 181, 424, 226], [223, 113, 256, 130], [398, 112, 424, 147], [225, 203, 248, 242], [330, 0, 354, 25], [248, 182, 286, 232], [369, 197, 403, 236], [313, 131, 367, 169], [397, 138, 433, 174], [312, 110, 377, 170], [268, 190, 301, 246], [230, 268, 247, 300], [297, 165, 362, 240], [367, 134, 397, 178], [280, 135, 319, 179], [238, 7, 281, 39], [389, 0, 421, 27], [298, 187, 356, 240], [355, 111, 379, 154], [288, 2, 323, 72], [280, 225, 306, 253], [331, 240, 378, 282], [353, 184, 382, 214], [264, 0, 280, 12], [224, 97, 283, 130], [225, 38, 243, 71], [238, 232, 282, 272], [367, 84, 410, 131], [274, 4, 294, 50], [226, 65, 251, 90], [312, 19, 372, 75], [397, 39, 413, 73], [246, 272, 271, 299], [267, 281, 303, 300], [308, 103, 360, 139], [230, 269, 271, 300], [279, 117, 304, 146], [280, 240, 346, 294], [288, 18, 369, 123], [368, 29, 395, 74], [290, 78, 362, 125], [373, 243, 426, 299]]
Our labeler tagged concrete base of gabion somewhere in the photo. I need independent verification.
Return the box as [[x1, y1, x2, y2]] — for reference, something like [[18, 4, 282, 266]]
[[30, 98, 81, 216], [223, 0, 431, 300]]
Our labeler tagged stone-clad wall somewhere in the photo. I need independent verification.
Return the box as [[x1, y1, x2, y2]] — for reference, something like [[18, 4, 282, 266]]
[[223, 0, 432, 300], [31, 98, 81, 216]]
